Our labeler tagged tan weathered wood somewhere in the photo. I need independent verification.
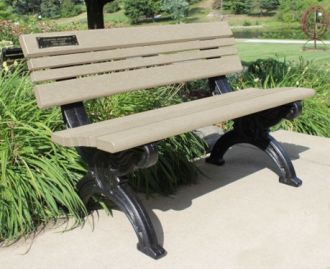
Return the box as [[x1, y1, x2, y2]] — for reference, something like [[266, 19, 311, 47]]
[[34, 55, 243, 108], [51, 89, 264, 146], [51, 88, 315, 153], [31, 47, 238, 83], [28, 38, 236, 71], [20, 22, 232, 58]]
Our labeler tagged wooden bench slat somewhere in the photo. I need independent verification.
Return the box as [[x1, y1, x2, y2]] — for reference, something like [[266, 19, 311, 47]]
[[51, 89, 264, 146], [31, 47, 238, 83], [34, 55, 243, 108], [20, 22, 232, 58], [51, 88, 315, 153], [28, 38, 236, 71]]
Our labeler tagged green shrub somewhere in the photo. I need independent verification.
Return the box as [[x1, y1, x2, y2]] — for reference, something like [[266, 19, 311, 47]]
[[40, 0, 61, 19], [0, 67, 87, 242], [123, 0, 161, 24], [60, 0, 84, 18], [278, 0, 330, 23], [230, 58, 330, 137], [104, 1, 121, 13], [161, 0, 189, 22], [0, 67, 206, 242], [0, 2, 12, 20]]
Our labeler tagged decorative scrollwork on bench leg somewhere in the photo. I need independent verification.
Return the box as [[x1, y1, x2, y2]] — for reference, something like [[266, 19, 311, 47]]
[[76, 145, 166, 259], [206, 102, 303, 187], [77, 172, 103, 206]]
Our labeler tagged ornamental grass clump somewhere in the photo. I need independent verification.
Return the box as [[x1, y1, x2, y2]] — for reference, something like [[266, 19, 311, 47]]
[[0, 66, 206, 243], [230, 58, 330, 137], [0, 67, 87, 242]]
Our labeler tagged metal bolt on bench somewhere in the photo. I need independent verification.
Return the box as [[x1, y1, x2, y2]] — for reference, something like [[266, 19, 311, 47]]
[[17, 0, 315, 259]]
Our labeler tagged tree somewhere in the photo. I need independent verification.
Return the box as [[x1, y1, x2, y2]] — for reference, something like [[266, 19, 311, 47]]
[[277, 0, 326, 22], [0, 2, 12, 19], [247, 0, 279, 15], [60, 0, 76, 17], [260, 0, 279, 14], [40, 0, 61, 18], [5, 0, 41, 15], [161, 0, 189, 22], [223, 0, 249, 14], [123, 0, 161, 24]]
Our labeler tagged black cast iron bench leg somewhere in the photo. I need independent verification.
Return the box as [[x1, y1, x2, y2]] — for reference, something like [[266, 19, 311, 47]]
[[206, 128, 302, 187], [207, 76, 303, 187], [76, 148, 166, 259], [62, 103, 166, 259]]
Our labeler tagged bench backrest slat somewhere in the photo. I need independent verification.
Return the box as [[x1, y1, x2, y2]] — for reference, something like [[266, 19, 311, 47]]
[[19, 22, 243, 109], [34, 56, 242, 108], [31, 46, 238, 83], [27, 38, 236, 71], [20, 22, 232, 58]]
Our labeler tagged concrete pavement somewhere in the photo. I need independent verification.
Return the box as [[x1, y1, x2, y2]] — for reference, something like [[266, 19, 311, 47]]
[[0, 130, 329, 269]]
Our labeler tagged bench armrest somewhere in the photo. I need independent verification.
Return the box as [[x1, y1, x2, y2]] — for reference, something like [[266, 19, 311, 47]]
[[1, 47, 24, 64]]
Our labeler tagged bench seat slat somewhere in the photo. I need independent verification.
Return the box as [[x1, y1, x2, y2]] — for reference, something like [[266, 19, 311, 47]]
[[28, 38, 236, 71], [31, 47, 238, 83], [20, 22, 232, 58], [52, 87, 315, 153], [52, 89, 265, 146], [34, 55, 243, 108]]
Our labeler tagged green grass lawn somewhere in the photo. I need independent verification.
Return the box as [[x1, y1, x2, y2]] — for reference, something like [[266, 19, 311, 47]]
[[237, 43, 330, 66]]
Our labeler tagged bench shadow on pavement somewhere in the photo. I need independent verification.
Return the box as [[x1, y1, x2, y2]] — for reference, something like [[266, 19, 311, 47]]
[[138, 142, 309, 243]]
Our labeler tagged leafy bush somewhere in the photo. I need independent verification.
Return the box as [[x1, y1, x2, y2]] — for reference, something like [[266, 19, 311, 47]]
[[0, 19, 85, 45], [230, 58, 330, 137], [161, 0, 189, 22], [104, 0, 121, 13], [0, 68, 86, 242], [123, 0, 161, 24], [0, 2, 12, 20], [278, 0, 330, 23], [40, 0, 61, 19], [0, 67, 206, 242], [60, 0, 84, 18]]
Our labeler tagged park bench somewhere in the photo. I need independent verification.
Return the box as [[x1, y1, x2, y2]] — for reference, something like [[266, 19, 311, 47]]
[[19, 22, 314, 259]]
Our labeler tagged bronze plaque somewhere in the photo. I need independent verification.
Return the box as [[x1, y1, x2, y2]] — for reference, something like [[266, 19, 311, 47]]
[[37, 35, 79, 49]]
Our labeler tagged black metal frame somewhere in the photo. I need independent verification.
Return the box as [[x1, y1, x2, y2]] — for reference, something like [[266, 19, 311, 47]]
[[85, 0, 113, 29], [206, 76, 303, 187]]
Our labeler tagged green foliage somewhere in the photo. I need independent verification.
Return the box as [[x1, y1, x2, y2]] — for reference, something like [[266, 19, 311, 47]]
[[260, 0, 279, 13], [224, 0, 249, 14], [247, 0, 279, 15], [60, 0, 81, 18], [5, 0, 41, 15], [229, 58, 330, 136], [104, 0, 121, 13], [0, 67, 87, 242], [223, 0, 280, 15], [0, 66, 206, 242], [40, 0, 61, 18], [161, 0, 189, 22], [0, 2, 12, 20], [123, 0, 161, 24], [278, 0, 330, 22]]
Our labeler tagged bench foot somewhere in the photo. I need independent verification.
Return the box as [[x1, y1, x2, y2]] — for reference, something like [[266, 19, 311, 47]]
[[105, 178, 166, 259], [137, 242, 166, 260], [207, 104, 303, 187]]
